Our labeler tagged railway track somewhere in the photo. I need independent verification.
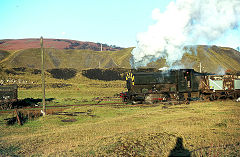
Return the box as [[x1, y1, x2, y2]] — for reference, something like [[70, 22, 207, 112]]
[[0, 100, 187, 114], [0, 95, 200, 114], [0, 103, 121, 113], [0, 98, 202, 125]]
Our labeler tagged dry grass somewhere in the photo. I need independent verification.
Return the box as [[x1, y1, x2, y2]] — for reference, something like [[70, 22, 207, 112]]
[[9, 71, 126, 105], [1, 100, 240, 156], [1, 70, 240, 156]]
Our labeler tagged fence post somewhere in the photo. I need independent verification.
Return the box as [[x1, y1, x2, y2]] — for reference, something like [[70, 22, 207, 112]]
[[40, 36, 46, 116]]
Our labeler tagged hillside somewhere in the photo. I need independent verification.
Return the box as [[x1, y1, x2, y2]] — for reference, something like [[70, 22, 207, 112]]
[[147, 45, 240, 74], [0, 39, 123, 51], [0, 44, 240, 74], [0, 48, 133, 70]]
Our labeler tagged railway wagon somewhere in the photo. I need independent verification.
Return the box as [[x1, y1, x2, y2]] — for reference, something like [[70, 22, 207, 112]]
[[122, 69, 201, 103], [200, 74, 240, 100], [0, 84, 18, 109]]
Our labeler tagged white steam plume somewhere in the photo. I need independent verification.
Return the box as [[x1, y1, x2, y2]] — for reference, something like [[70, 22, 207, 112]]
[[132, 0, 240, 68]]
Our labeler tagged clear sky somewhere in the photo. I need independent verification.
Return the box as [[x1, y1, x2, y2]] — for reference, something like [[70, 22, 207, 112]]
[[0, 0, 173, 48]]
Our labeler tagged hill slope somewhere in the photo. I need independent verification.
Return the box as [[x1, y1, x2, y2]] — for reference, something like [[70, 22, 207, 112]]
[[147, 45, 240, 73], [0, 48, 133, 70], [0, 45, 239, 73], [0, 38, 122, 51]]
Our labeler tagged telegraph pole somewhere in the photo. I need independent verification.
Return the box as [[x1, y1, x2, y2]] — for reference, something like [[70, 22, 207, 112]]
[[199, 62, 202, 73], [40, 36, 46, 116]]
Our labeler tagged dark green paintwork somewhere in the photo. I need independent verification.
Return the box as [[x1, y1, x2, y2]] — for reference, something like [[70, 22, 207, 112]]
[[128, 69, 200, 94]]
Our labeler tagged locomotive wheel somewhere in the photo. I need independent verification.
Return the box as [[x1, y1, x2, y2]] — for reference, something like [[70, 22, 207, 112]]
[[209, 94, 217, 101], [145, 95, 153, 104], [132, 101, 138, 105], [163, 93, 171, 102], [178, 93, 185, 101]]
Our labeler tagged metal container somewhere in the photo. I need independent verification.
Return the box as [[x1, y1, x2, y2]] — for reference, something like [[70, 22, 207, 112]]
[[209, 79, 223, 90], [234, 80, 240, 90]]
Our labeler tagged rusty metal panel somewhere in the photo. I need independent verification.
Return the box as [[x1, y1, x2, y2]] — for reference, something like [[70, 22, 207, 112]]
[[200, 76, 210, 90], [223, 76, 234, 90]]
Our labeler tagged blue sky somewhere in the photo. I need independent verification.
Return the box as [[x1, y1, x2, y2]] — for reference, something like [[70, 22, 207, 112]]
[[0, 0, 172, 47]]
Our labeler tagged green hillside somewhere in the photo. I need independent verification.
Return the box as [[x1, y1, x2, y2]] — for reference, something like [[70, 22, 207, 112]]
[[184, 45, 240, 73], [147, 45, 240, 73], [0, 48, 134, 70], [0, 45, 240, 73]]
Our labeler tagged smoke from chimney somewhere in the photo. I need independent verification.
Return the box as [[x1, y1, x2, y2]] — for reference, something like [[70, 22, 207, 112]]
[[131, 0, 240, 68]]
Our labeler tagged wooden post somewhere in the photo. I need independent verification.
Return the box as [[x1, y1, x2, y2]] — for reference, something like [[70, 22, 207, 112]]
[[27, 110, 30, 120], [200, 62, 202, 73], [40, 37, 46, 116], [15, 109, 21, 125]]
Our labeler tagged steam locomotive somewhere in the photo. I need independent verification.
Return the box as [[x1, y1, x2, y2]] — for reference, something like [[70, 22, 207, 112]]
[[121, 69, 240, 104]]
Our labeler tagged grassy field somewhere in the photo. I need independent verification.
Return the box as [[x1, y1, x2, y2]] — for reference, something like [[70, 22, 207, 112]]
[[5, 70, 126, 105], [1, 97, 240, 156], [0, 72, 240, 156]]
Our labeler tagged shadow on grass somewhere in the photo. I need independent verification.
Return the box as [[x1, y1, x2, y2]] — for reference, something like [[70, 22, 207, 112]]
[[15, 98, 55, 107], [0, 144, 20, 156], [168, 137, 191, 157]]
